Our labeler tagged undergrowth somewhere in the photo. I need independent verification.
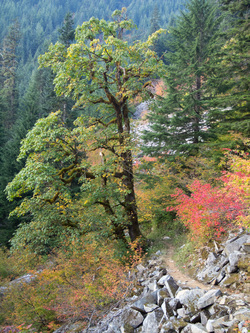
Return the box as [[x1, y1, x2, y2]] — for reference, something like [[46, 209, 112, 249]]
[[0, 238, 142, 332]]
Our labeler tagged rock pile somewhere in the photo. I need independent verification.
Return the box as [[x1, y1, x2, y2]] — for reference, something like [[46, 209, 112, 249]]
[[195, 231, 250, 293], [88, 257, 249, 332], [54, 254, 249, 333], [54, 231, 249, 333]]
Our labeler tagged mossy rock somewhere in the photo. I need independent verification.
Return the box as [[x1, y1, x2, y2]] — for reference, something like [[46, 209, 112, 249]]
[[200, 247, 210, 260], [187, 266, 198, 279], [53, 321, 86, 333], [238, 258, 250, 273], [220, 273, 240, 287], [123, 323, 135, 333], [171, 318, 188, 331], [243, 282, 250, 294]]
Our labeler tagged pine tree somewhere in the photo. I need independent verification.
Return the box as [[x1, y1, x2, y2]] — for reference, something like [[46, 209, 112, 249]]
[[149, 5, 166, 58], [208, 0, 250, 137], [57, 12, 76, 123], [150, 6, 161, 34], [0, 127, 25, 246], [0, 22, 22, 246], [0, 21, 21, 132], [58, 12, 75, 47], [143, 0, 223, 157]]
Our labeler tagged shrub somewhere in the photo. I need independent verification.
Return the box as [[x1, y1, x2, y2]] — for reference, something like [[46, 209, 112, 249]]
[[0, 238, 138, 332], [169, 151, 249, 244]]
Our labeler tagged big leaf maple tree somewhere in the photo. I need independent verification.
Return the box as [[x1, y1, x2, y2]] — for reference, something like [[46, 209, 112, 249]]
[[6, 9, 165, 251]]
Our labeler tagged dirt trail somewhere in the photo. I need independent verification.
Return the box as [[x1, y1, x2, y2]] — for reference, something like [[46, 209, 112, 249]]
[[161, 244, 211, 290]]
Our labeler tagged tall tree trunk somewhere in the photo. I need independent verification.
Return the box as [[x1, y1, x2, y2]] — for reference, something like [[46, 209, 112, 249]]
[[115, 100, 142, 243], [122, 149, 141, 242], [193, 75, 201, 144]]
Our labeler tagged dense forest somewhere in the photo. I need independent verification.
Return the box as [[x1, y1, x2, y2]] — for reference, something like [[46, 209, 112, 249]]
[[0, 0, 185, 250], [0, 0, 184, 95], [0, 0, 249, 331]]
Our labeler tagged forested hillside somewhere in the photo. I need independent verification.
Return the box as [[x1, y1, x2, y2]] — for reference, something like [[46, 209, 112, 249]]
[[0, 0, 249, 331], [0, 0, 184, 95], [0, 0, 185, 247]]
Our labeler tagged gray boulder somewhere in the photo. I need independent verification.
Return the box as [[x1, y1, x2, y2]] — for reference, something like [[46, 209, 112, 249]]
[[159, 321, 176, 333], [200, 309, 210, 326], [242, 243, 250, 253], [147, 279, 159, 292], [228, 251, 244, 267], [214, 269, 226, 284], [161, 298, 175, 318], [176, 289, 205, 313], [206, 316, 229, 332], [197, 289, 222, 309], [206, 252, 218, 265], [158, 275, 171, 286], [144, 303, 159, 313], [164, 275, 179, 297], [169, 298, 182, 311], [157, 288, 171, 306], [196, 265, 221, 283], [223, 234, 250, 256], [131, 291, 157, 313], [232, 308, 250, 321], [182, 323, 208, 333], [140, 311, 160, 333], [169, 317, 188, 332], [122, 308, 144, 329]]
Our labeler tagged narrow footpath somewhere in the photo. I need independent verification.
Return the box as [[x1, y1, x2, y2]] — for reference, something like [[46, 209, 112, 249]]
[[161, 245, 211, 290]]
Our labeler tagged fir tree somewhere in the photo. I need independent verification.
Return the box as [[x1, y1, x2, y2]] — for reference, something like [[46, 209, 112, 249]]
[[0, 20, 21, 132], [143, 0, 223, 157], [58, 12, 75, 47], [150, 6, 161, 34], [0, 127, 25, 246], [0, 22, 22, 245], [149, 6, 166, 58], [208, 0, 250, 137]]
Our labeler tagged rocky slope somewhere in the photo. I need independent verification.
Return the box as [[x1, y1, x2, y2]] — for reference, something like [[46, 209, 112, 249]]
[[188, 230, 250, 294], [54, 230, 250, 333]]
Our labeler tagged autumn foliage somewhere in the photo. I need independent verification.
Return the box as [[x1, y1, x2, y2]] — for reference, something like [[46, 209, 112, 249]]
[[0, 239, 141, 332], [169, 151, 249, 243]]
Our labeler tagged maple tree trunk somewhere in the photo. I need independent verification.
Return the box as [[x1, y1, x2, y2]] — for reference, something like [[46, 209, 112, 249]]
[[103, 79, 143, 244], [122, 149, 142, 242], [118, 103, 142, 243]]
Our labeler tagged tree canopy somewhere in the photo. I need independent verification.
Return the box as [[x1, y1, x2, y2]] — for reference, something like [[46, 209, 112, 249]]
[[6, 9, 165, 252], [208, 0, 250, 137], [143, 0, 223, 157]]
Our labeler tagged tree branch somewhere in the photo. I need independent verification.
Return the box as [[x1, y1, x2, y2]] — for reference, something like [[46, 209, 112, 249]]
[[44, 191, 59, 204]]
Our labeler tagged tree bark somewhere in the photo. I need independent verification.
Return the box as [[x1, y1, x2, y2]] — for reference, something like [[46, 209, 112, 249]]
[[193, 75, 202, 144]]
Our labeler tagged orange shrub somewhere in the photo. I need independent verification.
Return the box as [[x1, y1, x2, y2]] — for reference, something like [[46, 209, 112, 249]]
[[0, 238, 138, 332]]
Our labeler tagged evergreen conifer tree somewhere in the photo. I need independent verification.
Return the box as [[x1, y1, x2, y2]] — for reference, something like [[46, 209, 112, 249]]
[[0, 21, 21, 132], [58, 12, 75, 47], [208, 0, 250, 136], [149, 5, 168, 58], [143, 0, 223, 157], [57, 12, 76, 123], [0, 128, 25, 246], [0, 22, 22, 246], [150, 6, 161, 34]]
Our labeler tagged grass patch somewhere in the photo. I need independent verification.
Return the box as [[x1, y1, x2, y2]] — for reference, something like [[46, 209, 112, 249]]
[[145, 218, 187, 257], [172, 239, 196, 271]]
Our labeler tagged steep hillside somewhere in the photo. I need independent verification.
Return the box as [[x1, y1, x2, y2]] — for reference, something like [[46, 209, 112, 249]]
[[0, 0, 184, 95]]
